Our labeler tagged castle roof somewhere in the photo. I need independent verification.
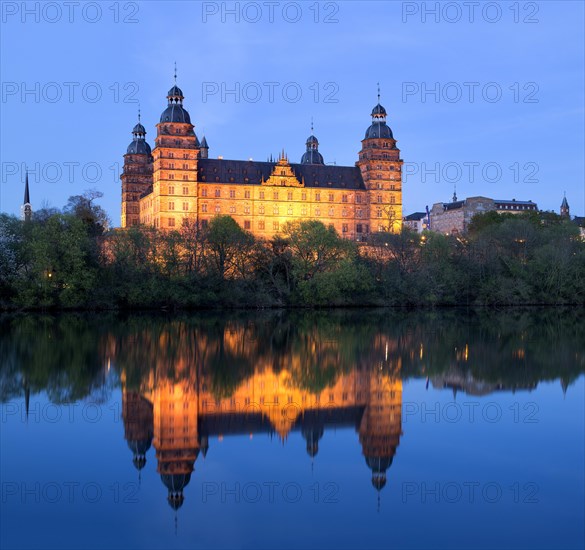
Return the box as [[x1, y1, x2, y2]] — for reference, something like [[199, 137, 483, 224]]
[[196, 159, 365, 190]]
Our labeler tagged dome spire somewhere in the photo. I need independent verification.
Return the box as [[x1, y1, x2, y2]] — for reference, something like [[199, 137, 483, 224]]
[[301, 119, 324, 165], [167, 64, 184, 105], [377, 82, 381, 103]]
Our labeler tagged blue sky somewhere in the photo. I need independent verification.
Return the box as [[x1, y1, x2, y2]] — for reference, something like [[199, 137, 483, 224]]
[[1, 0, 583, 224]]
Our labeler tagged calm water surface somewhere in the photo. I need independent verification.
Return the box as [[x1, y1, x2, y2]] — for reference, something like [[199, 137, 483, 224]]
[[1, 309, 584, 550]]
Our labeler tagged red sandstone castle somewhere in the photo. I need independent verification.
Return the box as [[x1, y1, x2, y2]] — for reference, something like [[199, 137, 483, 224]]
[[121, 80, 403, 240]]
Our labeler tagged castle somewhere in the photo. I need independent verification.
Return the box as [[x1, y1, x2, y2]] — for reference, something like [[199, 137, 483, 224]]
[[121, 80, 404, 240]]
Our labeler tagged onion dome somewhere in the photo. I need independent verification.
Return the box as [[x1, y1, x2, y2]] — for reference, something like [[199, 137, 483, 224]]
[[127, 115, 152, 155], [127, 438, 152, 470], [371, 103, 387, 117], [301, 124, 324, 165], [132, 122, 146, 135], [160, 79, 191, 124], [302, 425, 324, 458], [365, 456, 393, 492], [364, 102, 394, 139], [161, 473, 192, 510], [167, 85, 184, 101]]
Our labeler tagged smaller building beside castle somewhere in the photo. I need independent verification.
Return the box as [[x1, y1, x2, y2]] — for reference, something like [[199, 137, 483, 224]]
[[429, 196, 539, 235]]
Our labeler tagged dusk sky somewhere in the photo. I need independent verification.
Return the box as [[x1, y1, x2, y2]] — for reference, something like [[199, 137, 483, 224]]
[[1, 0, 583, 224]]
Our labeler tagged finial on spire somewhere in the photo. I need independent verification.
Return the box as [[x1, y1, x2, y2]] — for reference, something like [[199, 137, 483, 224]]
[[377, 82, 381, 103], [138, 104, 141, 123], [310, 116, 314, 133], [452, 184, 458, 203], [174, 62, 177, 84]]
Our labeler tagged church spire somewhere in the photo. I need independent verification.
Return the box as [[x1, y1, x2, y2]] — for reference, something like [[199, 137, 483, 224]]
[[560, 193, 570, 218], [22, 170, 32, 222]]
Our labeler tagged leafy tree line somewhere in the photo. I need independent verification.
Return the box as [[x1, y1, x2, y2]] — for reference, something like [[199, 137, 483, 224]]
[[1, 193, 584, 309]]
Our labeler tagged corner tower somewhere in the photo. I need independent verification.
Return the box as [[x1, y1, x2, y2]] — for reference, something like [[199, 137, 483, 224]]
[[121, 113, 153, 227], [148, 76, 200, 230], [356, 89, 403, 236]]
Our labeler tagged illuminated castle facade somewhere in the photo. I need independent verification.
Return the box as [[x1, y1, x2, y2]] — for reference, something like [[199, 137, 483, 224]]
[[121, 81, 403, 240]]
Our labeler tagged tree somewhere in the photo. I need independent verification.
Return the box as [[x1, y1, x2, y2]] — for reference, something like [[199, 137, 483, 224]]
[[64, 189, 110, 236], [205, 216, 254, 280]]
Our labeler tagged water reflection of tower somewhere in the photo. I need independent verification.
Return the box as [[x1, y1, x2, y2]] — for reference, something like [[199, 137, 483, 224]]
[[152, 380, 200, 510], [359, 369, 402, 496], [122, 391, 153, 476]]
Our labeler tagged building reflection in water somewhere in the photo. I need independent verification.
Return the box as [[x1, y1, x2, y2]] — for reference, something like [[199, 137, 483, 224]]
[[119, 325, 403, 511]]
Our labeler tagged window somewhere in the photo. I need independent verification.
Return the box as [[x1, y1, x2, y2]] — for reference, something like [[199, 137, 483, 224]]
[[183, 175, 188, 181], [244, 206, 250, 214], [342, 224, 348, 233], [215, 204, 221, 213], [168, 218, 175, 227], [182, 202, 189, 211], [315, 192, 321, 201], [328, 207, 334, 216], [169, 153, 174, 159], [342, 194, 348, 203], [378, 224, 385, 232], [201, 188, 208, 197], [183, 153, 189, 159], [259, 191, 265, 199], [259, 205, 265, 214], [273, 205, 279, 215], [390, 195, 395, 204], [315, 207, 321, 216], [377, 195, 382, 203], [287, 191, 293, 200], [273, 191, 279, 200], [229, 189, 236, 198], [357, 224, 363, 233], [228, 205, 235, 214], [169, 202, 175, 210], [169, 163, 175, 169], [377, 209, 382, 218], [287, 206, 293, 215], [356, 195, 362, 204], [183, 186, 189, 195], [258, 220, 265, 230], [273, 221, 279, 231], [201, 219, 208, 228], [168, 186, 175, 195], [244, 190, 251, 199], [342, 208, 348, 217], [244, 220, 251, 230], [328, 193, 334, 202], [301, 207, 307, 215], [357, 209, 362, 218], [215, 188, 221, 198], [301, 192, 307, 201], [183, 163, 188, 170]]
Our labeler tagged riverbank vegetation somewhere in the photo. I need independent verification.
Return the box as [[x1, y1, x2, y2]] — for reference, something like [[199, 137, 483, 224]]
[[1, 193, 584, 309]]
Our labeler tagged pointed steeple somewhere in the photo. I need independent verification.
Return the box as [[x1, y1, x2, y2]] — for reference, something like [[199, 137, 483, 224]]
[[560, 193, 570, 218], [452, 185, 458, 203], [21, 170, 32, 222]]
